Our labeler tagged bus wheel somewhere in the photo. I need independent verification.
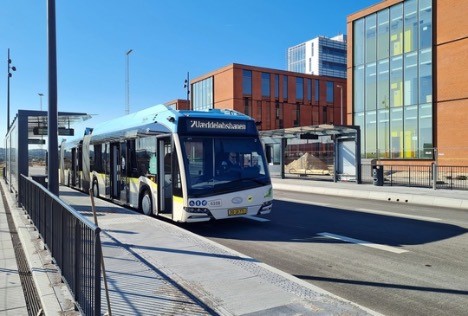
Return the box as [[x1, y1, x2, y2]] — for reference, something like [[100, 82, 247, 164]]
[[141, 190, 152, 216]]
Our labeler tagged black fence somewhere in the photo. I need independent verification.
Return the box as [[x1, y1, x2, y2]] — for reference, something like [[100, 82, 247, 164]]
[[19, 175, 101, 315], [437, 166, 468, 190], [362, 164, 468, 191]]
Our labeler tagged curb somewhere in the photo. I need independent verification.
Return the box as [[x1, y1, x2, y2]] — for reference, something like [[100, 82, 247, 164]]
[[272, 182, 468, 210]]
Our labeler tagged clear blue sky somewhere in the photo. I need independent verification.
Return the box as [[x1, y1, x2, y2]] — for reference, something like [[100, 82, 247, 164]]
[[0, 0, 377, 139]]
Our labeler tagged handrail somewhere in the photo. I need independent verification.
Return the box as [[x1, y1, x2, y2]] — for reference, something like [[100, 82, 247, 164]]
[[19, 174, 101, 315]]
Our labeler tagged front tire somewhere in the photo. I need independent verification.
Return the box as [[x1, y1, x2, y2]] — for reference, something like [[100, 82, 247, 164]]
[[140, 190, 152, 216]]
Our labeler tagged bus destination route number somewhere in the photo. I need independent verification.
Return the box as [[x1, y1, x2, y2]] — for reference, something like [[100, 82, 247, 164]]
[[228, 208, 247, 216]]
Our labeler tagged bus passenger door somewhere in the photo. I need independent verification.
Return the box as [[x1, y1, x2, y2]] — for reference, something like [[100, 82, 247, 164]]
[[110, 143, 121, 200], [120, 141, 128, 203], [71, 148, 76, 186], [158, 137, 173, 215]]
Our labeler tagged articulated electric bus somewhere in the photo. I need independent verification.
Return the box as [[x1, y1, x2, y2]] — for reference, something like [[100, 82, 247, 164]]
[[60, 104, 273, 222]]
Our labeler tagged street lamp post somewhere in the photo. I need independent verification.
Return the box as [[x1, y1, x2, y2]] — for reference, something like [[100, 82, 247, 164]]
[[125, 49, 133, 115], [337, 84, 344, 125], [7, 48, 17, 132], [48, 0, 59, 195], [184, 72, 190, 108], [38, 93, 44, 111]]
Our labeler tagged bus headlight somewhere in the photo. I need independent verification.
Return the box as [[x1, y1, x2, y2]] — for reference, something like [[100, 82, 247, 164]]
[[258, 200, 273, 215], [184, 207, 209, 214]]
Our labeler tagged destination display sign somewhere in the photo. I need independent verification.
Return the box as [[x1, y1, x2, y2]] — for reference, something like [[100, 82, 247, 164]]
[[179, 117, 257, 135], [188, 119, 247, 131], [33, 127, 75, 136]]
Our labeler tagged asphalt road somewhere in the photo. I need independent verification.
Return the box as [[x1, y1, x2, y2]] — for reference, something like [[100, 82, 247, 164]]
[[183, 190, 468, 316]]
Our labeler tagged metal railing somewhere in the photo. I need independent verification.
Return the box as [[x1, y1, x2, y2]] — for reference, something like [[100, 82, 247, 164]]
[[436, 166, 468, 190], [385, 165, 432, 188], [19, 175, 101, 315], [361, 164, 468, 191]]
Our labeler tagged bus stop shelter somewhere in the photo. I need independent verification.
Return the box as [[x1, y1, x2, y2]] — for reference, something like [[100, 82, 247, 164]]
[[260, 124, 361, 184], [4, 109, 91, 195]]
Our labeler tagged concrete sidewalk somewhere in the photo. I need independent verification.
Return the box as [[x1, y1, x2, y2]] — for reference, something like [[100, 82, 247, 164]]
[[60, 187, 379, 315]]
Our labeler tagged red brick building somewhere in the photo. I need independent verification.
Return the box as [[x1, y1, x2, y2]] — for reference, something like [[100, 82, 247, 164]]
[[190, 63, 347, 131]]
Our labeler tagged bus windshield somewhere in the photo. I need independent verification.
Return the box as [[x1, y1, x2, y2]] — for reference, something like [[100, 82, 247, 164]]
[[181, 136, 271, 197]]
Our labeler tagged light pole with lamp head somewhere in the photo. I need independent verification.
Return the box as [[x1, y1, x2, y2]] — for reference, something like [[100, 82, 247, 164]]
[[7, 48, 16, 132], [38, 93, 44, 111], [184, 72, 190, 108], [125, 49, 133, 115]]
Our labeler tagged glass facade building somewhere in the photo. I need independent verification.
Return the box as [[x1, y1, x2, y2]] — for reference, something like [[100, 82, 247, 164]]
[[288, 35, 347, 78], [192, 77, 214, 111], [353, 0, 433, 159]]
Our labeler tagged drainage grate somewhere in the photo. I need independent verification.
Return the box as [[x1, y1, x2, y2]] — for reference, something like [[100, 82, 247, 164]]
[[1, 184, 43, 316]]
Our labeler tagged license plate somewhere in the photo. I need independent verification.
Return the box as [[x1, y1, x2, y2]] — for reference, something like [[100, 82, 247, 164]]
[[228, 208, 247, 216]]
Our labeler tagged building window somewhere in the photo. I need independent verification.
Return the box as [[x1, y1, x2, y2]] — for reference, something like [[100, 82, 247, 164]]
[[296, 77, 304, 100], [295, 103, 300, 127], [390, 55, 403, 107], [192, 77, 213, 111], [314, 79, 320, 102], [365, 63, 377, 110], [419, 103, 432, 157], [274, 74, 279, 99], [275, 101, 281, 119], [306, 79, 312, 102], [283, 75, 288, 100], [256, 100, 262, 123], [353, 19, 365, 66], [390, 107, 403, 158], [326, 81, 334, 103], [244, 97, 251, 117], [365, 14, 377, 63], [419, 0, 432, 49], [261, 73, 270, 97], [404, 105, 418, 158], [366, 111, 377, 157], [419, 48, 432, 104], [242, 70, 252, 95], [377, 59, 389, 109], [390, 4, 403, 56], [377, 9, 389, 60], [404, 0, 418, 53], [404, 52, 418, 106]]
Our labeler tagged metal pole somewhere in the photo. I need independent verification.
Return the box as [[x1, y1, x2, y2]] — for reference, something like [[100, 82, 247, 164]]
[[7, 49, 15, 132], [38, 93, 44, 111], [47, 0, 59, 196], [7, 49, 10, 132], [125, 49, 133, 115], [184, 72, 190, 109], [433, 147, 437, 190], [186, 72, 190, 103], [89, 189, 112, 316]]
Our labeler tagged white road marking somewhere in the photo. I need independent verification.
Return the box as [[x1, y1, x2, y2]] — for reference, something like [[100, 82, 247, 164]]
[[318, 232, 409, 254], [355, 208, 442, 222], [243, 215, 270, 222]]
